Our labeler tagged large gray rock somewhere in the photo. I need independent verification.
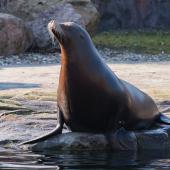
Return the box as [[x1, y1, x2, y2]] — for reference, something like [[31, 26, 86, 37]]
[[21, 128, 137, 151], [26, 1, 99, 51], [26, 2, 83, 51], [66, 0, 100, 31], [0, 0, 61, 21], [0, 13, 33, 55]]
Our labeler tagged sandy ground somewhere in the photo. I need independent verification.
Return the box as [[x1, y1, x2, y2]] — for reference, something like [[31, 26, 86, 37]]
[[0, 62, 170, 100]]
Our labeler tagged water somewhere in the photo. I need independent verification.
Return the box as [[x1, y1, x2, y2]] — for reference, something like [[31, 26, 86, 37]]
[[1, 148, 170, 170]]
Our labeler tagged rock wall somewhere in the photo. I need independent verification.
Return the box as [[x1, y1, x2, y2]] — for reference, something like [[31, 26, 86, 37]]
[[92, 0, 170, 30]]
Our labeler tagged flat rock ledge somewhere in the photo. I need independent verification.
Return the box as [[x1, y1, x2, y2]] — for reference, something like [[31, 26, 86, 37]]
[[20, 126, 170, 151]]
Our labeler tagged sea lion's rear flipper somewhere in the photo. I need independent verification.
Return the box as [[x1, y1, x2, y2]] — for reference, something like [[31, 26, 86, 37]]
[[155, 113, 170, 125], [19, 110, 64, 145]]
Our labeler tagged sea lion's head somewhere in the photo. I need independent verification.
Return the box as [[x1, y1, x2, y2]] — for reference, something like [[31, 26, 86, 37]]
[[48, 20, 94, 54]]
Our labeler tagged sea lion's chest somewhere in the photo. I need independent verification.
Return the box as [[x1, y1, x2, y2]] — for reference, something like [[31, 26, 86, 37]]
[[57, 63, 126, 128]]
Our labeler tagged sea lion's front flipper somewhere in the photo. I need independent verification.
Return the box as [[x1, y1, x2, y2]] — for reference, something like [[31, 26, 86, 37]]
[[19, 109, 64, 145], [155, 113, 170, 125]]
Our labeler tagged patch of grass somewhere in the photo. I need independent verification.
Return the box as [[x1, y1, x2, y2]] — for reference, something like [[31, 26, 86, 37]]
[[92, 31, 170, 54]]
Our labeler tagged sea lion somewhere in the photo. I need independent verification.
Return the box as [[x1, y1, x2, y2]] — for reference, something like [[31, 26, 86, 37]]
[[21, 20, 170, 145]]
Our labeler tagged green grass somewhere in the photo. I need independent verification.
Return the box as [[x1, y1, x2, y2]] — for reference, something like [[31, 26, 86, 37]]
[[92, 31, 170, 54]]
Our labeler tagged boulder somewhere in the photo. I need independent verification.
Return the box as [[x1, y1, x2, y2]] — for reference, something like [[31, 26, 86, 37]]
[[65, 0, 100, 31], [26, 2, 83, 51], [0, 0, 61, 21], [21, 128, 137, 151], [0, 13, 33, 56], [26, 1, 99, 51]]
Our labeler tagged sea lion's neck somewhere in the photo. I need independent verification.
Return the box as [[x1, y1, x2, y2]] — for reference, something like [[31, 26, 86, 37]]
[[60, 42, 102, 67], [60, 45, 69, 67]]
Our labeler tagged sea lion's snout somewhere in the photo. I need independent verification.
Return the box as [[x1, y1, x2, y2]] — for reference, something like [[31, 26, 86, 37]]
[[48, 20, 64, 43], [48, 20, 56, 31]]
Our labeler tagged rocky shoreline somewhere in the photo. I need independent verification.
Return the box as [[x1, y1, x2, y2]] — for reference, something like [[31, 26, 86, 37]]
[[0, 63, 169, 149], [0, 48, 170, 66]]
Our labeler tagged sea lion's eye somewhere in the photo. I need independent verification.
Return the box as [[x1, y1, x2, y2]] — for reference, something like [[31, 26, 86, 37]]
[[80, 34, 84, 39]]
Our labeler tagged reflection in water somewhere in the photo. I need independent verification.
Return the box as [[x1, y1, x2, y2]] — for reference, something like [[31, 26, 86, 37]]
[[0, 148, 170, 170]]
